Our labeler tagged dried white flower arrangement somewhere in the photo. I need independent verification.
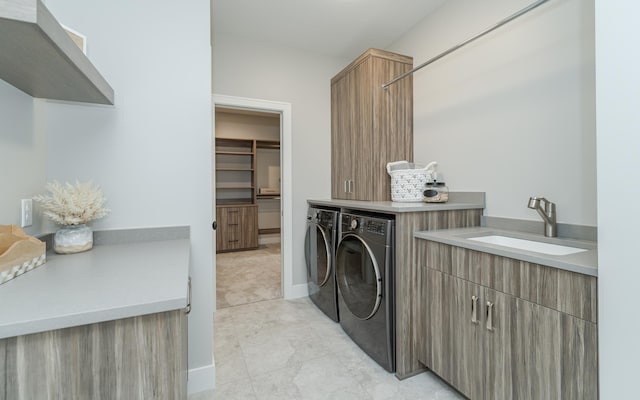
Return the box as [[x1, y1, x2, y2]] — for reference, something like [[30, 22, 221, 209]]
[[33, 181, 110, 226]]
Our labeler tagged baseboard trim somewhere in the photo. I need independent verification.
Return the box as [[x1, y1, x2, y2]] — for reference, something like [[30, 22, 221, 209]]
[[285, 283, 308, 300], [188, 363, 215, 395]]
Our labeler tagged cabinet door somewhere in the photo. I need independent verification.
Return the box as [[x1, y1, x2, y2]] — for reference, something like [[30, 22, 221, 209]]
[[559, 313, 598, 400], [1, 310, 187, 400], [331, 73, 353, 199], [425, 269, 480, 399], [479, 287, 515, 400], [349, 58, 373, 201], [371, 56, 413, 202], [509, 296, 562, 400]]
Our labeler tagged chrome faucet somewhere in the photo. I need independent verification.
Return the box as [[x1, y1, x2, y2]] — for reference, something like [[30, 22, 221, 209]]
[[527, 196, 557, 237]]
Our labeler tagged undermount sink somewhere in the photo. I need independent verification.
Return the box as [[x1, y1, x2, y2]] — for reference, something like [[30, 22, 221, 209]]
[[468, 235, 588, 256]]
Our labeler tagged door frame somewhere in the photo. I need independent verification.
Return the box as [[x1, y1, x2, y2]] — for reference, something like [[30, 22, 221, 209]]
[[212, 94, 294, 301]]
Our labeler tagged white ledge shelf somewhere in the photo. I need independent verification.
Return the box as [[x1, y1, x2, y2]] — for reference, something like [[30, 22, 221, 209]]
[[0, 0, 114, 104]]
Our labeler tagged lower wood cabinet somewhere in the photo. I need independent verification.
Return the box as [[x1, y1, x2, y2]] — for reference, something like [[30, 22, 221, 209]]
[[0, 310, 187, 400], [216, 204, 258, 252], [419, 240, 598, 400]]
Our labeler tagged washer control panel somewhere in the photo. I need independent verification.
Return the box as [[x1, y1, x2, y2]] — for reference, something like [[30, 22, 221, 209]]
[[365, 220, 387, 236], [341, 213, 390, 236]]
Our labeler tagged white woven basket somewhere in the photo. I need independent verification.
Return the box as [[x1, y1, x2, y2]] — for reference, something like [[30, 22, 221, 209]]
[[387, 161, 437, 202]]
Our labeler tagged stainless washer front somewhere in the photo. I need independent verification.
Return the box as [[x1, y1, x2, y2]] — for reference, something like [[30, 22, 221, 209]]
[[336, 211, 395, 372]]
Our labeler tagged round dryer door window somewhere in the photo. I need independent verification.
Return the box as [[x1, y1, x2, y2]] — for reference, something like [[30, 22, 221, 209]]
[[304, 224, 331, 287], [336, 234, 382, 320]]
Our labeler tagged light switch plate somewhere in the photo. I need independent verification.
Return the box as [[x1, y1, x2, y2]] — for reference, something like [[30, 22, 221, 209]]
[[21, 199, 33, 227]]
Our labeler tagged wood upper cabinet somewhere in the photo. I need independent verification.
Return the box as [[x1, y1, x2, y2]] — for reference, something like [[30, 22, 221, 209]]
[[418, 240, 598, 400], [331, 48, 413, 201]]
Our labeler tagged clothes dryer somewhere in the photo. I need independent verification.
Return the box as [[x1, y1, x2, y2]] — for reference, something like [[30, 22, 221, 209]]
[[305, 206, 339, 322]]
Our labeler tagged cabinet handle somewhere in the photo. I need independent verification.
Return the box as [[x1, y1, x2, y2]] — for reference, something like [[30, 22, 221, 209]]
[[344, 180, 348, 193], [349, 180, 353, 193], [471, 295, 479, 324], [486, 301, 495, 331], [228, 223, 239, 226], [185, 277, 192, 314], [228, 240, 239, 243]]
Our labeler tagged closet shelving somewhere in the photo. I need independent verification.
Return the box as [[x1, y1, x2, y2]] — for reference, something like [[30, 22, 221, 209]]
[[215, 138, 256, 205], [215, 137, 281, 251]]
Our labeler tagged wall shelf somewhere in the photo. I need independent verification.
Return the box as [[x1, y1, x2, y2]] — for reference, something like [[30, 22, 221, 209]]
[[0, 0, 114, 104], [258, 228, 280, 235], [215, 151, 253, 156], [257, 194, 280, 200], [256, 140, 280, 150]]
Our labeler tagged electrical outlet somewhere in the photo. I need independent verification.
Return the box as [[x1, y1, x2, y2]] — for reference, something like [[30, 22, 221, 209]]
[[21, 199, 33, 227]]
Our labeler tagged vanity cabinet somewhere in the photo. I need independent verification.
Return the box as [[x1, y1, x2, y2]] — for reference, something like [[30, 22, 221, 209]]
[[418, 240, 598, 400], [330, 48, 413, 201]]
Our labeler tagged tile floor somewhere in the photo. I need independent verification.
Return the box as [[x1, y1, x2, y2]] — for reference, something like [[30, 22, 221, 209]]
[[216, 244, 282, 308], [190, 297, 464, 400]]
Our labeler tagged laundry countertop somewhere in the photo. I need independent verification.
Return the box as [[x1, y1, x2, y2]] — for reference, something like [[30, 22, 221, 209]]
[[308, 192, 485, 213], [0, 227, 190, 339]]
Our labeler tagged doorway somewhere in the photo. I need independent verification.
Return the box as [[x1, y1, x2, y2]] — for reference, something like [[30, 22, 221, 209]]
[[212, 95, 293, 310]]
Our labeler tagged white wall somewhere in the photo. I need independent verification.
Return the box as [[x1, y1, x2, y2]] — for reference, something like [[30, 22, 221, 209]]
[[213, 34, 348, 284], [41, 0, 214, 391], [389, 0, 596, 226], [595, 0, 640, 398], [0, 82, 46, 236]]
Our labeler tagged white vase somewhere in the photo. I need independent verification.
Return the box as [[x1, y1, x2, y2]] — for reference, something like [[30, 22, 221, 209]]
[[53, 224, 93, 254]]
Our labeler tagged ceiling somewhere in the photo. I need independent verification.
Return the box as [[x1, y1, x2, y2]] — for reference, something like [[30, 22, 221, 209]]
[[212, 0, 445, 59]]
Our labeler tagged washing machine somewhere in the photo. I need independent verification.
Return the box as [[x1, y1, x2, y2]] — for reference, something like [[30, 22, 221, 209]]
[[336, 211, 395, 372], [304, 206, 339, 322]]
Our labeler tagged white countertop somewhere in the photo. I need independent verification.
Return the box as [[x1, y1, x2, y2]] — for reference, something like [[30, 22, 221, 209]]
[[0, 237, 190, 339]]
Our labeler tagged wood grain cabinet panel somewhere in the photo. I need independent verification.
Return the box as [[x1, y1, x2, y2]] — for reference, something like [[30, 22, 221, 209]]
[[216, 205, 258, 252], [330, 48, 413, 201], [330, 72, 353, 199], [418, 239, 599, 400], [0, 310, 187, 400], [395, 209, 483, 379]]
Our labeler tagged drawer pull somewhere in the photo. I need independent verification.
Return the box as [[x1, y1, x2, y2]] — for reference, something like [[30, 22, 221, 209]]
[[471, 295, 479, 324], [228, 223, 239, 226], [185, 277, 192, 314], [228, 240, 239, 243], [486, 301, 495, 331]]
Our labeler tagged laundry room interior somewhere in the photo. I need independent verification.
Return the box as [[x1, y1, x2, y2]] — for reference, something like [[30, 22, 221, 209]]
[[214, 107, 283, 308], [1, 0, 637, 398]]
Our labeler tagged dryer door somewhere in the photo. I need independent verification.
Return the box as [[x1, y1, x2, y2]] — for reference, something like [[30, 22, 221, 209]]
[[336, 233, 382, 320], [305, 223, 332, 290]]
